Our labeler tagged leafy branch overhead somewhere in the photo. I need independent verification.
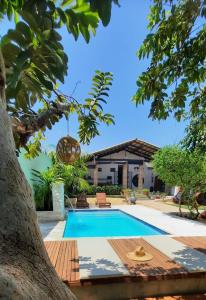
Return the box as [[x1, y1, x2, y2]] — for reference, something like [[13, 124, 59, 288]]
[[181, 117, 206, 153], [0, 0, 118, 156], [12, 70, 114, 155], [78, 71, 114, 144], [133, 0, 206, 122]]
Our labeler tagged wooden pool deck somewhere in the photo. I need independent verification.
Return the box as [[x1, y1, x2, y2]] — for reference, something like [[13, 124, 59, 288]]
[[45, 240, 80, 286], [45, 237, 206, 299]]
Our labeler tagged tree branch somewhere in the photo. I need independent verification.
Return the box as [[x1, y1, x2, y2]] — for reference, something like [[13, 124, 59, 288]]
[[12, 102, 71, 149]]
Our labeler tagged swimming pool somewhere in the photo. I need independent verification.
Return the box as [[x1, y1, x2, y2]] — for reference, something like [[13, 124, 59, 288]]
[[63, 209, 167, 238]]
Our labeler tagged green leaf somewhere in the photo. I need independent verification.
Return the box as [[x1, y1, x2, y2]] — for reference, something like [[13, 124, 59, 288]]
[[34, 68, 53, 91], [61, 0, 74, 7], [14, 11, 19, 24], [7, 1, 13, 20], [57, 7, 67, 23], [16, 22, 32, 42], [21, 11, 39, 32], [79, 24, 90, 43], [90, 0, 112, 26]]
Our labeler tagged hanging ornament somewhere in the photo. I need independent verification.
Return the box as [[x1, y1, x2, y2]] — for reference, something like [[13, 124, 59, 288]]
[[56, 116, 81, 164]]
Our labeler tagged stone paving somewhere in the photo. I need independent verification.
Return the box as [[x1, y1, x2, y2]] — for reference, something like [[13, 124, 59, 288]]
[[137, 200, 192, 214]]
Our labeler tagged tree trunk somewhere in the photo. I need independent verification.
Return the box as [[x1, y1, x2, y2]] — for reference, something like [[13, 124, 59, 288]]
[[0, 50, 76, 299], [178, 199, 182, 216]]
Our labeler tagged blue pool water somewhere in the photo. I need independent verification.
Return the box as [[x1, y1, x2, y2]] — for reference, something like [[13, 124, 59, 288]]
[[63, 209, 167, 238]]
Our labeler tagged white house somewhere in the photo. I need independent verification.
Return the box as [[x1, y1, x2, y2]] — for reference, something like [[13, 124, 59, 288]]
[[86, 139, 165, 192]]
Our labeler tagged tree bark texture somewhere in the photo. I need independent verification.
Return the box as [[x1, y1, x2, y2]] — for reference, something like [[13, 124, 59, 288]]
[[0, 49, 76, 299]]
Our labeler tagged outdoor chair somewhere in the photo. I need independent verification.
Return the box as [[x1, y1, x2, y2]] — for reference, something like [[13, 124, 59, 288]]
[[172, 191, 183, 204], [96, 193, 111, 208], [76, 193, 89, 208], [126, 191, 137, 205]]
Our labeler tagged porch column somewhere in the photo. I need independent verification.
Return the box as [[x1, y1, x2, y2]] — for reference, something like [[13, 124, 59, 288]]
[[93, 164, 98, 186], [138, 164, 144, 190], [122, 163, 128, 188]]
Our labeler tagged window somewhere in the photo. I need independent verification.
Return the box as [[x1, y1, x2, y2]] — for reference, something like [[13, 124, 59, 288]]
[[88, 165, 95, 169], [107, 176, 112, 179], [98, 168, 102, 172], [110, 168, 115, 172]]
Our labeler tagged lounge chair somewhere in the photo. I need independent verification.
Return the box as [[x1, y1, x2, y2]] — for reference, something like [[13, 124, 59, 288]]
[[76, 193, 89, 208], [96, 193, 111, 208], [172, 191, 182, 204]]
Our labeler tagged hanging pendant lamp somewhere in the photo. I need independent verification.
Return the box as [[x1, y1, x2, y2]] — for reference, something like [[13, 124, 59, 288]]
[[56, 117, 81, 164]]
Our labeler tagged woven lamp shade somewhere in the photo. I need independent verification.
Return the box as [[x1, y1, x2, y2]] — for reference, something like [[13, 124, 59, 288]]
[[56, 136, 81, 164]]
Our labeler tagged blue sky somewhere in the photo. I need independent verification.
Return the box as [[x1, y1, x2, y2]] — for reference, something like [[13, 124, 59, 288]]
[[2, 1, 187, 153]]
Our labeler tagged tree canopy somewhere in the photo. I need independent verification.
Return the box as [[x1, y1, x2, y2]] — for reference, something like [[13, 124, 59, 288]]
[[181, 117, 206, 153], [0, 0, 119, 156], [152, 145, 206, 217], [153, 145, 206, 193], [133, 0, 206, 125]]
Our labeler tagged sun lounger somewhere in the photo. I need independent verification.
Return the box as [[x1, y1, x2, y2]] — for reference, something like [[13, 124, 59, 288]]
[[76, 193, 89, 208], [96, 193, 111, 208]]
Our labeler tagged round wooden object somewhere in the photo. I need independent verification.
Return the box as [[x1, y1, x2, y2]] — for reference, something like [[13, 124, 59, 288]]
[[56, 136, 81, 164]]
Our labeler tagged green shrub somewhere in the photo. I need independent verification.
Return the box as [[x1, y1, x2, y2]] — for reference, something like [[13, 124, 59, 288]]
[[32, 154, 90, 205], [32, 169, 53, 211], [87, 185, 121, 195], [122, 188, 132, 196]]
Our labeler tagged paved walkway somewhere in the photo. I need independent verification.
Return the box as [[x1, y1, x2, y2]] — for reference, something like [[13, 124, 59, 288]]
[[137, 200, 191, 214], [112, 205, 206, 236], [77, 238, 129, 279]]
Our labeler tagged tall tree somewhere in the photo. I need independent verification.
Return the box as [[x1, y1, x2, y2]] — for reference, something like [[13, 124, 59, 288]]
[[133, 0, 206, 127], [0, 1, 118, 298], [152, 145, 206, 217], [181, 117, 206, 153]]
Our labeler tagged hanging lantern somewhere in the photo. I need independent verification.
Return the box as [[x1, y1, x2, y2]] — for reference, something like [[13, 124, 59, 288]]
[[56, 136, 81, 164]]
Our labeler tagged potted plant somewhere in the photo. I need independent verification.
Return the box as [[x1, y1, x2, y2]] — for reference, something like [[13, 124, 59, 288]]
[[142, 188, 149, 197]]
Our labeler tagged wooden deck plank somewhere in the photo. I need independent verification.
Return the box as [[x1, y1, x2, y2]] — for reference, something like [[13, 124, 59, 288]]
[[66, 241, 73, 283], [174, 237, 206, 255], [59, 241, 68, 279], [59, 241, 67, 280], [47, 241, 57, 263], [55, 241, 66, 278], [44, 241, 52, 252], [73, 241, 80, 283], [62, 241, 69, 281], [47, 241, 61, 267], [70, 241, 80, 282], [108, 238, 188, 280], [45, 241, 58, 265], [45, 240, 80, 286], [71, 241, 77, 283]]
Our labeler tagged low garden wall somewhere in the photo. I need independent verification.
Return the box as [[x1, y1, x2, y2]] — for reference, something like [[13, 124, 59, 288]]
[[37, 182, 66, 222]]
